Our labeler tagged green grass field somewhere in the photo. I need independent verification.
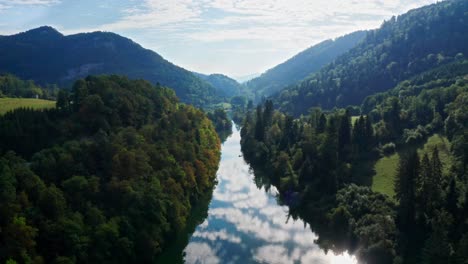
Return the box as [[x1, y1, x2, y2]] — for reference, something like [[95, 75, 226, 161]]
[[372, 152, 399, 197], [0, 98, 55, 115], [372, 134, 454, 198]]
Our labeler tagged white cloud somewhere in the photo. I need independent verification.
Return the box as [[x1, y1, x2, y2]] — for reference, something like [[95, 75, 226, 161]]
[[88, 0, 439, 68], [35, 0, 440, 79], [0, 0, 59, 6], [184, 242, 221, 264]]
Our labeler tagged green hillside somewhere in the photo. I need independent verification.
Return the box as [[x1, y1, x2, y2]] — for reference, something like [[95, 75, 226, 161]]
[[274, 0, 468, 116], [246, 31, 366, 101]]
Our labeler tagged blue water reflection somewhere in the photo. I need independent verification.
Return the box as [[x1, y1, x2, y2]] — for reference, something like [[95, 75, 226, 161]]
[[184, 126, 357, 264]]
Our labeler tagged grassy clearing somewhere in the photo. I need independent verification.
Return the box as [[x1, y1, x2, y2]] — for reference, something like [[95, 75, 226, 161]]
[[372, 152, 399, 197], [0, 98, 55, 115], [371, 134, 453, 198]]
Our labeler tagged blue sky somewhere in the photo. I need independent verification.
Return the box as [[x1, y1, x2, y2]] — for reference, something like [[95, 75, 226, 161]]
[[0, 0, 439, 79]]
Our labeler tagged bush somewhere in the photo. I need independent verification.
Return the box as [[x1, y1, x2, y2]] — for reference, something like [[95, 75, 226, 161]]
[[403, 125, 427, 145]]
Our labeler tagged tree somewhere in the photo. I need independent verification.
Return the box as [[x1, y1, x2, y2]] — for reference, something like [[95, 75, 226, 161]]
[[395, 150, 419, 230], [421, 210, 453, 264], [417, 153, 432, 223], [445, 176, 458, 220], [254, 105, 264, 141], [262, 100, 274, 128], [317, 113, 327, 133], [338, 111, 351, 162], [364, 116, 374, 151]]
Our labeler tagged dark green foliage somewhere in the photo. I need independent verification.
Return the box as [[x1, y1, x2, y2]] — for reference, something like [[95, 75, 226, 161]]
[[0, 75, 221, 263], [395, 150, 419, 230], [246, 31, 367, 101], [207, 108, 232, 141], [241, 101, 377, 205], [0, 26, 220, 107], [274, 0, 468, 115], [421, 210, 453, 264], [240, 57, 468, 262], [333, 185, 397, 264], [362, 60, 468, 147]]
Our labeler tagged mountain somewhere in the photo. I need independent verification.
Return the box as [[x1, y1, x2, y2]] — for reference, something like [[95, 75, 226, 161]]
[[0, 26, 219, 107], [246, 31, 367, 100], [273, 0, 468, 116], [194, 72, 242, 98], [234, 73, 260, 83]]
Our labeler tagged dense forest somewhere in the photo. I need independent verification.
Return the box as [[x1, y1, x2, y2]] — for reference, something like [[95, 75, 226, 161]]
[[273, 0, 468, 116], [0, 27, 222, 107], [195, 73, 243, 99], [241, 50, 468, 264], [0, 75, 221, 263], [246, 31, 366, 101]]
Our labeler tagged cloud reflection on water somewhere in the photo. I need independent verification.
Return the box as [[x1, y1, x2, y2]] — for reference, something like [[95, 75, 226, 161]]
[[183, 127, 357, 264]]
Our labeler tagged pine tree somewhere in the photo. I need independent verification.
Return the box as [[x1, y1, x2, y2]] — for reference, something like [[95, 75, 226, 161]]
[[317, 113, 327, 133], [446, 176, 458, 220], [421, 210, 453, 264], [395, 150, 419, 230], [352, 115, 365, 155], [254, 105, 264, 141], [430, 147, 443, 210], [364, 116, 374, 151], [417, 153, 432, 223], [338, 111, 351, 162]]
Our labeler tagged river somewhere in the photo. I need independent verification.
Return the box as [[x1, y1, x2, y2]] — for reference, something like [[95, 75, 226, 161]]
[[163, 125, 358, 264]]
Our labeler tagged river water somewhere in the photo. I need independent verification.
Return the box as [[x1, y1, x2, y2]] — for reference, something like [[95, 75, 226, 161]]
[[170, 125, 358, 264]]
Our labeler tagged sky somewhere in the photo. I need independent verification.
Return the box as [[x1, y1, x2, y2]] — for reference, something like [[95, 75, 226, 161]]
[[0, 0, 440, 79]]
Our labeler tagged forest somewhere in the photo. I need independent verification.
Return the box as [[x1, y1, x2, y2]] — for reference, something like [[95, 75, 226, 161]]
[[0, 75, 221, 263], [240, 57, 468, 263], [273, 0, 468, 116]]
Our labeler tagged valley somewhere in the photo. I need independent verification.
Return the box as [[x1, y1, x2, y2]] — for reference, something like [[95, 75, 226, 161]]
[[0, 0, 467, 263]]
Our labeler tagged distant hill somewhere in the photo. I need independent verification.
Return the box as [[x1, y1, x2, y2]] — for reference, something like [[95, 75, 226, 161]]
[[246, 31, 367, 100], [0, 26, 219, 107], [234, 73, 260, 83], [273, 0, 468, 116], [194, 73, 242, 98]]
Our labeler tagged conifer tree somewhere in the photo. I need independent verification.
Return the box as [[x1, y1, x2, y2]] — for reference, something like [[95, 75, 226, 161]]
[[338, 111, 352, 162], [395, 150, 419, 230]]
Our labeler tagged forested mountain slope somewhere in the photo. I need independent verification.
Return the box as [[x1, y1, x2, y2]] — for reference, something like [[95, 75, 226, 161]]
[[273, 0, 468, 116], [194, 72, 242, 98], [0, 26, 219, 106], [0, 75, 221, 263], [241, 59, 468, 262], [246, 31, 366, 100]]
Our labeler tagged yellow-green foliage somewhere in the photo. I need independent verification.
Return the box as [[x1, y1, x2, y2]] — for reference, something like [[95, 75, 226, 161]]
[[351, 115, 361, 125], [372, 134, 453, 197], [0, 98, 55, 115], [417, 134, 453, 175]]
